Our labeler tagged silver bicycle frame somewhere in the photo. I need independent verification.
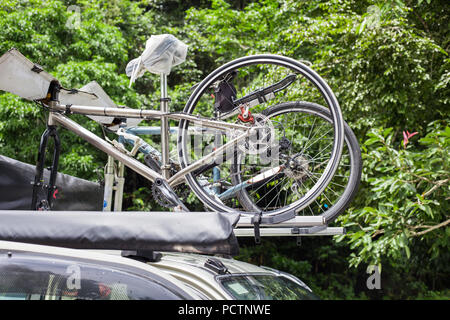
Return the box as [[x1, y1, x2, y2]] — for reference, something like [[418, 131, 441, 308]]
[[160, 74, 171, 179], [50, 104, 248, 131], [48, 100, 252, 188]]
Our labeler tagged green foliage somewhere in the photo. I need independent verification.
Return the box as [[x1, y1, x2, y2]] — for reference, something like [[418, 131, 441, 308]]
[[187, 0, 448, 132], [337, 122, 449, 268]]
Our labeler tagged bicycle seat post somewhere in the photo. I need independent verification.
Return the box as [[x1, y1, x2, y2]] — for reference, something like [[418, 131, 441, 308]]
[[160, 73, 171, 179]]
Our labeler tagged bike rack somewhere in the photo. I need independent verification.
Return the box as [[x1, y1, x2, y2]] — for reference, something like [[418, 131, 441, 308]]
[[235, 214, 345, 243], [103, 171, 345, 240], [102, 149, 345, 241], [234, 227, 345, 237]]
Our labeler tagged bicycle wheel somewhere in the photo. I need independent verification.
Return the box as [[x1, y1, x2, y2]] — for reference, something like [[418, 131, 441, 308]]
[[177, 55, 345, 216], [232, 101, 362, 223]]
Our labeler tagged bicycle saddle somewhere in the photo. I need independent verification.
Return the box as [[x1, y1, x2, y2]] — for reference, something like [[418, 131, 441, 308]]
[[126, 34, 188, 85]]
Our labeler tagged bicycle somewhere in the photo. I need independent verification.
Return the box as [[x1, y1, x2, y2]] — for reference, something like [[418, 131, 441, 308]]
[[118, 100, 361, 225], [0, 35, 353, 223]]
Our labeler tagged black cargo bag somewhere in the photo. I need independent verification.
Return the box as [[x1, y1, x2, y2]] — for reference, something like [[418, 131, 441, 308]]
[[0, 155, 103, 211], [214, 73, 238, 113]]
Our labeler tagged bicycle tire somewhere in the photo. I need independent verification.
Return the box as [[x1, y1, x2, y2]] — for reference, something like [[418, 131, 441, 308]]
[[232, 101, 362, 223], [177, 54, 345, 217]]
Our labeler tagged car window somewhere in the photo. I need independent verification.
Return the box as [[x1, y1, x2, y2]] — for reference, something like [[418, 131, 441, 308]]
[[0, 250, 185, 300], [218, 274, 319, 300]]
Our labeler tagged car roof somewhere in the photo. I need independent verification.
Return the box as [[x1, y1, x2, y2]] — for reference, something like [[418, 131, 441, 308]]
[[81, 250, 281, 300], [157, 252, 272, 274], [146, 252, 279, 300], [0, 241, 310, 300], [0, 240, 202, 300]]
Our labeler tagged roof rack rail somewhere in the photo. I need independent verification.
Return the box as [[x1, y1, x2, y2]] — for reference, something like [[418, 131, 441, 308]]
[[121, 250, 162, 263]]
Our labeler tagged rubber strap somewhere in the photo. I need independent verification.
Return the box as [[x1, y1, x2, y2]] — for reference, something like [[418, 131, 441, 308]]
[[252, 211, 263, 244]]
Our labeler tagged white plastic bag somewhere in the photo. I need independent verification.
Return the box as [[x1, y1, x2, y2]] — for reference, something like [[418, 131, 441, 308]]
[[126, 34, 188, 86]]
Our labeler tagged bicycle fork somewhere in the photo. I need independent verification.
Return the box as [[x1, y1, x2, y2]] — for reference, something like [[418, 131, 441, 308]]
[[103, 155, 125, 211], [31, 111, 61, 210]]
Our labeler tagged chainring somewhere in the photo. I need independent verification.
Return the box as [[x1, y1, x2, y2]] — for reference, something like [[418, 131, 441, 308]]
[[151, 182, 175, 208]]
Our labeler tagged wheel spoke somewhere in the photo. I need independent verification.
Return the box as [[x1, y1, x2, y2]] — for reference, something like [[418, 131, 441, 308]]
[[178, 57, 347, 216]]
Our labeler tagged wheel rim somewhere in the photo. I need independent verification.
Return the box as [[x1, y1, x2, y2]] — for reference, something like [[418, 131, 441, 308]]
[[178, 55, 344, 216], [234, 101, 361, 221]]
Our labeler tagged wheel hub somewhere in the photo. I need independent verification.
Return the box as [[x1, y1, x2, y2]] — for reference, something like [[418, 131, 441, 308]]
[[284, 154, 310, 180]]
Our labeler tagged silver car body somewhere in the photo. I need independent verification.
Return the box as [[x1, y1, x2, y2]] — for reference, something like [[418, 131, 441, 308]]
[[0, 240, 314, 300]]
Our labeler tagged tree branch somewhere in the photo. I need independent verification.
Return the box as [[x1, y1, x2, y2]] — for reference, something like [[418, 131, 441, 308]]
[[372, 229, 385, 238], [410, 218, 450, 237], [422, 178, 449, 198]]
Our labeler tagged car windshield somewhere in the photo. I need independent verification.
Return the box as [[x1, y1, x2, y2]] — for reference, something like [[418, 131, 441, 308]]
[[218, 274, 318, 300]]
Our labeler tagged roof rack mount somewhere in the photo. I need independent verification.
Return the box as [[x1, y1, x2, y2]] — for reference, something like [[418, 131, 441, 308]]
[[234, 227, 345, 237]]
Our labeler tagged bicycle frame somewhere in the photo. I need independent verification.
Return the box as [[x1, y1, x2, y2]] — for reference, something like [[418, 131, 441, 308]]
[[45, 95, 253, 191], [121, 126, 282, 201], [29, 70, 286, 212]]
